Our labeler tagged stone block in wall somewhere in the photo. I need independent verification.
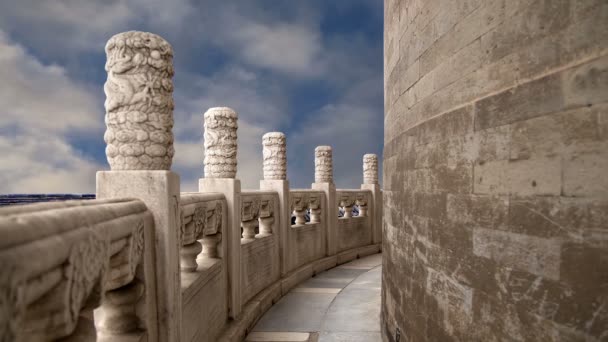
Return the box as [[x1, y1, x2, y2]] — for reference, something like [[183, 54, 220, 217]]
[[473, 228, 562, 280], [474, 72, 564, 131], [563, 150, 608, 197], [509, 105, 602, 161], [473, 157, 562, 196], [508, 196, 608, 239], [562, 55, 608, 108]]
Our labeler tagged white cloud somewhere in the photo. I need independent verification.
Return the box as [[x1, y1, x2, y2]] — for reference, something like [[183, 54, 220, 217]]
[[0, 31, 102, 133], [0, 0, 192, 53], [0, 30, 103, 193], [0, 134, 100, 193], [231, 21, 324, 76]]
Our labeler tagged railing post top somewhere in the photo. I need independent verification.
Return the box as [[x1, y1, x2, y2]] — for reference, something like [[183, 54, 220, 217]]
[[262, 132, 287, 181], [203, 107, 238, 179], [104, 30, 175, 171], [204, 107, 238, 124], [315, 145, 332, 153], [363, 153, 379, 184], [263, 132, 286, 140]]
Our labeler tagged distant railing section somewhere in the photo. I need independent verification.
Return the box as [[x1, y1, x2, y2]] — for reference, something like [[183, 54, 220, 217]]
[[240, 191, 278, 242], [179, 193, 225, 273], [290, 190, 323, 226], [337, 189, 370, 218]]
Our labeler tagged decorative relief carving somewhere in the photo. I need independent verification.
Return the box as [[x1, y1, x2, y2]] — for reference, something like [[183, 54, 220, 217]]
[[241, 198, 260, 222], [290, 193, 322, 225], [339, 195, 356, 218], [315, 146, 333, 183], [262, 132, 287, 180], [363, 154, 378, 184], [204, 107, 238, 178], [0, 264, 24, 342], [182, 205, 206, 245], [202, 202, 222, 236], [128, 221, 145, 277], [64, 232, 108, 335], [259, 199, 274, 219], [104, 31, 175, 170]]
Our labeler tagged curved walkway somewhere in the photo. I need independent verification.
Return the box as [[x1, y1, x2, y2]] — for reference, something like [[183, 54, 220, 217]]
[[246, 253, 382, 342]]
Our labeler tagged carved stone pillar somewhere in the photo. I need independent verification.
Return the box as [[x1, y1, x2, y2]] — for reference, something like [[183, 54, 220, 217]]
[[99, 31, 181, 341], [263, 132, 287, 180], [204, 107, 238, 178], [315, 146, 333, 183], [260, 131, 290, 275], [363, 154, 378, 184], [104, 31, 175, 170]]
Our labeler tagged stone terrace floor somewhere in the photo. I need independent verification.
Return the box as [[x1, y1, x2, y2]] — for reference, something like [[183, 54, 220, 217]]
[[246, 253, 382, 342]]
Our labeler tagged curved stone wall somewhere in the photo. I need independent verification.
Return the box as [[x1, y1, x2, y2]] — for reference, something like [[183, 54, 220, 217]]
[[382, 0, 607, 341]]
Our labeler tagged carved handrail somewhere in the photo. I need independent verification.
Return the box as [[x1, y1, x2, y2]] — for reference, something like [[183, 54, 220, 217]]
[[336, 190, 371, 218], [179, 193, 225, 272], [240, 191, 278, 242], [289, 190, 324, 225], [0, 198, 153, 341]]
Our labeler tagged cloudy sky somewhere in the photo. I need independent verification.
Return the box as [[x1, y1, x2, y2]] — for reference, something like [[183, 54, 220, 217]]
[[0, 0, 383, 193]]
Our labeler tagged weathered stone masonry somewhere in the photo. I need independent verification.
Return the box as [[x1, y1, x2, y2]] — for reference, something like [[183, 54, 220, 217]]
[[382, 0, 608, 341]]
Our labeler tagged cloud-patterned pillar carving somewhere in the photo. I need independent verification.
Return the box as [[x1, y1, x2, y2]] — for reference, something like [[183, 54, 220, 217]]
[[314, 146, 333, 183], [104, 31, 175, 170], [363, 154, 378, 184], [203, 107, 238, 178], [263, 132, 287, 180]]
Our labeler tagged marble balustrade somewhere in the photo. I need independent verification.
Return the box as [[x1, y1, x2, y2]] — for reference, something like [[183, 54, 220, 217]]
[[0, 30, 382, 342]]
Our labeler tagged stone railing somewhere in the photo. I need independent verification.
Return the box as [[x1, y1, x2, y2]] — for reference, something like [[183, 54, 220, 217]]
[[0, 30, 382, 342], [0, 198, 155, 342]]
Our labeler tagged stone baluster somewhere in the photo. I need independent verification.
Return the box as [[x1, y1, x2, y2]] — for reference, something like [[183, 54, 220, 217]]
[[263, 132, 287, 180], [96, 281, 144, 340], [201, 233, 221, 258], [180, 242, 202, 272], [259, 217, 274, 236], [241, 220, 257, 241], [97, 30, 181, 341], [241, 198, 259, 242], [292, 195, 308, 225], [309, 196, 321, 223], [315, 146, 333, 183], [340, 196, 354, 218], [356, 195, 368, 217], [258, 199, 274, 236]]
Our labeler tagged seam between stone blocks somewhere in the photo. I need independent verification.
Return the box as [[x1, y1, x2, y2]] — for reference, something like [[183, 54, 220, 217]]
[[385, 49, 608, 143]]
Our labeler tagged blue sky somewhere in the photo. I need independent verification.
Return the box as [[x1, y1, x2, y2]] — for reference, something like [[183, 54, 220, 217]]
[[0, 0, 383, 192]]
